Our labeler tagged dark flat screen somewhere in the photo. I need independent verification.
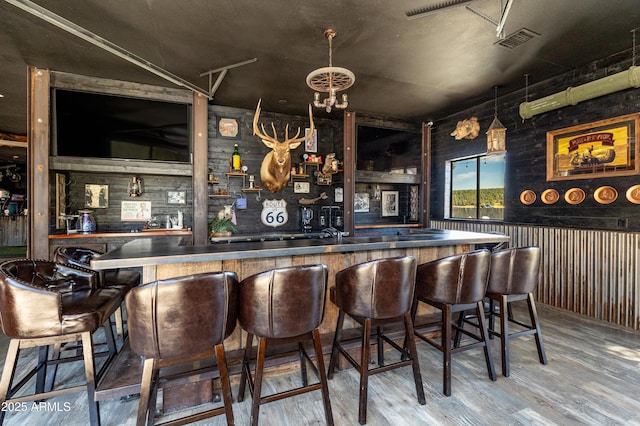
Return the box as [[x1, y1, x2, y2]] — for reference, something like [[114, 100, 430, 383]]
[[52, 89, 192, 163]]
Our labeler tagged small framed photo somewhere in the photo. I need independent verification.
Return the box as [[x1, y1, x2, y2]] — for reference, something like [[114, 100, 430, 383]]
[[85, 184, 108, 208], [381, 191, 399, 217], [167, 190, 186, 204], [294, 181, 310, 194], [354, 193, 370, 213], [335, 187, 343, 203], [305, 128, 317, 152]]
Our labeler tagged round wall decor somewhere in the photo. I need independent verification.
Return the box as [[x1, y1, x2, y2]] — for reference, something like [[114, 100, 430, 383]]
[[594, 186, 618, 204], [541, 189, 559, 205], [565, 188, 586, 205]]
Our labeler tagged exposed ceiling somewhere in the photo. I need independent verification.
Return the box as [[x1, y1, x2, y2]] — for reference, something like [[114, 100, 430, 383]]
[[1, 0, 639, 141]]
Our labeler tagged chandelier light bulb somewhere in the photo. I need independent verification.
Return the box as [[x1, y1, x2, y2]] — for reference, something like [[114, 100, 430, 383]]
[[306, 29, 355, 113]]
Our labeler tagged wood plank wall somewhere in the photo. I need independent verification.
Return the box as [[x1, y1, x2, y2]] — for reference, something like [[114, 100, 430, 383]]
[[52, 172, 192, 232], [207, 104, 344, 234], [429, 52, 640, 233], [431, 220, 640, 330]]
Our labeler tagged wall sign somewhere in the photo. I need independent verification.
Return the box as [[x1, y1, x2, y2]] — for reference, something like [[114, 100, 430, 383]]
[[261, 199, 288, 227], [121, 201, 151, 221], [546, 113, 640, 181], [218, 118, 239, 138]]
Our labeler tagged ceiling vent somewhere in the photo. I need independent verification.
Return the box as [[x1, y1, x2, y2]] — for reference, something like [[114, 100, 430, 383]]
[[495, 28, 540, 49], [406, 0, 474, 19]]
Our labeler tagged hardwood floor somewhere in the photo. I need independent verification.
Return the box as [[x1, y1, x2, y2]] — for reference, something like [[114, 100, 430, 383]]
[[1, 302, 640, 425]]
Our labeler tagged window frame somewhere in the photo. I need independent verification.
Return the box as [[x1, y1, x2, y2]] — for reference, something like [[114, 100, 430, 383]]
[[445, 153, 505, 221]]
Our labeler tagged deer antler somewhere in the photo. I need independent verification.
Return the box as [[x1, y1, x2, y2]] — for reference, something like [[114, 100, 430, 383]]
[[252, 99, 315, 146]]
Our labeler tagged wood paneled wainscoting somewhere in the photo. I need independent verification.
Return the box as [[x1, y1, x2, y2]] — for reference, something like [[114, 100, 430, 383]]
[[432, 220, 640, 330]]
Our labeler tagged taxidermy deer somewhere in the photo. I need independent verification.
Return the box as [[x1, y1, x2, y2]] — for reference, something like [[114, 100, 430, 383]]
[[253, 99, 315, 192]]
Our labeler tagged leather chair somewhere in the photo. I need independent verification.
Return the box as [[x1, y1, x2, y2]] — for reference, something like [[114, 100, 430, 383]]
[[125, 271, 239, 426], [0, 259, 123, 426], [328, 256, 425, 425], [412, 249, 496, 396], [485, 246, 547, 377], [237, 264, 333, 426], [53, 246, 140, 338]]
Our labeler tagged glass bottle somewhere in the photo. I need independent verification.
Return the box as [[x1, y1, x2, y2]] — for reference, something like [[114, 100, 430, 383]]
[[232, 144, 241, 171]]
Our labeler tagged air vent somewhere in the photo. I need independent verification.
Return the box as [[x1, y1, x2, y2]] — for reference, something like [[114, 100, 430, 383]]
[[406, 0, 474, 19], [495, 28, 540, 49]]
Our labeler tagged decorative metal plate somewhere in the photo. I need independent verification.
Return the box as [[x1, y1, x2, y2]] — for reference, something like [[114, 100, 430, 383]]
[[594, 186, 618, 204], [541, 189, 560, 205], [626, 185, 640, 204], [564, 188, 586, 205], [520, 189, 536, 205]]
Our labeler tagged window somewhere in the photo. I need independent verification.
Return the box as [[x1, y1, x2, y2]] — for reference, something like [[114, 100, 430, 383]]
[[446, 154, 505, 220]]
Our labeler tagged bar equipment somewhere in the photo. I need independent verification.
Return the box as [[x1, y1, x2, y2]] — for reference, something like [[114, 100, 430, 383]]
[[301, 206, 314, 232], [60, 213, 80, 233]]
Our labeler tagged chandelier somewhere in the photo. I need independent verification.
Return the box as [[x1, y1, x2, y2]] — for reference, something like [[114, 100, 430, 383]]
[[306, 29, 355, 113]]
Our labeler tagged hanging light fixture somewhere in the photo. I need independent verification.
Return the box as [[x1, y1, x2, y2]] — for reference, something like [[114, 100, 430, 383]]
[[306, 29, 355, 113], [486, 86, 507, 154]]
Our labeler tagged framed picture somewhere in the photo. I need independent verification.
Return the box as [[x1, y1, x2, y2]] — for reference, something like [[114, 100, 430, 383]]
[[381, 191, 399, 217], [546, 113, 640, 181], [85, 184, 108, 208], [304, 128, 317, 152], [354, 193, 370, 213], [167, 190, 186, 204], [218, 117, 240, 139], [293, 181, 310, 193], [121, 201, 152, 221]]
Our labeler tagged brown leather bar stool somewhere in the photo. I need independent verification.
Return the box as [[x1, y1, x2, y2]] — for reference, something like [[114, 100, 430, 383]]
[[237, 264, 333, 426], [485, 246, 547, 377], [0, 259, 122, 426], [328, 256, 425, 425], [125, 271, 239, 426], [53, 246, 140, 339], [412, 249, 496, 396]]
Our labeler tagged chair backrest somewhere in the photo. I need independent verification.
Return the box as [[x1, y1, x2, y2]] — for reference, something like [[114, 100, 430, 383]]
[[53, 246, 103, 269], [125, 271, 239, 360], [334, 256, 416, 319], [0, 259, 97, 338], [415, 249, 490, 305], [486, 246, 541, 295], [239, 264, 328, 339]]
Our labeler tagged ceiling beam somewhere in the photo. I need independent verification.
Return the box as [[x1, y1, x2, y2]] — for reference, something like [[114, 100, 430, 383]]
[[5, 0, 210, 98]]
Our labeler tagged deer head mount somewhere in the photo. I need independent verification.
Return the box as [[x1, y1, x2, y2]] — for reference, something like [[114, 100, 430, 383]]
[[253, 99, 315, 192]]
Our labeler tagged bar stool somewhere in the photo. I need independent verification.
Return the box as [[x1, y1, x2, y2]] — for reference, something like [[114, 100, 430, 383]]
[[125, 271, 239, 426], [0, 259, 122, 426], [412, 249, 496, 396], [237, 264, 333, 426], [485, 246, 547, 377], [53, 246, 140, 339], [328, 256, 425, 425]]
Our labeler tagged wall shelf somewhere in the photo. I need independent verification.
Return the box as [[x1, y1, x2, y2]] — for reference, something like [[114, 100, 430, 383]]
[[355, 170, 420, 184]]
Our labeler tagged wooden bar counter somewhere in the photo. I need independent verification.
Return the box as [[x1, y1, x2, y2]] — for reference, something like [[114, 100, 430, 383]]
[[92, 229, 508, 348]]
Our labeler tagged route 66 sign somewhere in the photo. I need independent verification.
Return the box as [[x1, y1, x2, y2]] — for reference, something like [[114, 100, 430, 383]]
[[261, 199, 288, 228]]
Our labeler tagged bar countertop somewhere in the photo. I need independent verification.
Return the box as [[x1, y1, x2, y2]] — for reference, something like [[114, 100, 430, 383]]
[[90, 229, 509, 270]]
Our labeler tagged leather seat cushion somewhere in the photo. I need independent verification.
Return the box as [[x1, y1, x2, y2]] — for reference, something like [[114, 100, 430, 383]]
[[103, 270, 140, 294], [59, 287, 123, 334]]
